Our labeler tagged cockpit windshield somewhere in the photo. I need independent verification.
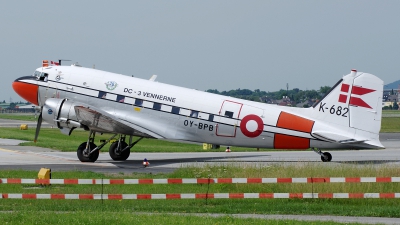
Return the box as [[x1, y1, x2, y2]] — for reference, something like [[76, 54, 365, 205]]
[[33, 71, 41, 77]]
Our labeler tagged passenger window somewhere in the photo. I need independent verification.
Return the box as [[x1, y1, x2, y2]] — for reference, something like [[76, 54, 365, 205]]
[[153, 103, 161, 111], [225, 111, 234, 118], [171, 106, 180, 114], [98, 91, 107, 98], [208, 114, 214, 122], [135, 99, 143, 106], [117, 95, 125, 103], [190, 110, 199, 118]]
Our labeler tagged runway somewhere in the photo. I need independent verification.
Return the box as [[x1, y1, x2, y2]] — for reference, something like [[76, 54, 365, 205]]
[[0, 133, 399, 174]]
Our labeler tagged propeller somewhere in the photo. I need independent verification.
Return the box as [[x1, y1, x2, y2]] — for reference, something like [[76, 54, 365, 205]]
[[34, 107, 43, 143]]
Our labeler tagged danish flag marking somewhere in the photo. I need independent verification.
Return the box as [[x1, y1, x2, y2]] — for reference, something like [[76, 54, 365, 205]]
[[338, 84, 375, 109]]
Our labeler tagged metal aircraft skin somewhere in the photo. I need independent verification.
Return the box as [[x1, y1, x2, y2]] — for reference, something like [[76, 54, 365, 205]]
[[12, 62, 384, 162]]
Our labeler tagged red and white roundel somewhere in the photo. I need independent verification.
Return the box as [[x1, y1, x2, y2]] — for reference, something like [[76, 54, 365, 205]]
[[240, 114, 264, 138]]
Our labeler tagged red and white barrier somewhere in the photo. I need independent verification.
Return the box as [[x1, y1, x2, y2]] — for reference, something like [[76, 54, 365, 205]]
[[1, 177, 400, 185], [1, 193, 399, 200]]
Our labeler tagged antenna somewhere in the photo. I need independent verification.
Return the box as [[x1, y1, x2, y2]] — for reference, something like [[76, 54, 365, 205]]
[[286, 83, 289, 97], [58, 59, 72, 66]]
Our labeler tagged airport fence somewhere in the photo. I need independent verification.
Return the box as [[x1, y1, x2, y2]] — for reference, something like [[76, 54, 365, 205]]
[[1, 177, 400, 184], [1, 193, 400, 200], [1, 177, 400, 200]]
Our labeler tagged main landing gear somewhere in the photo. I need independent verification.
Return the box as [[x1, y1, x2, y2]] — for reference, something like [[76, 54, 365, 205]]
[[109, 135, 144, 161], [312, 148, 332, 162], [77, 131, 144, 163]]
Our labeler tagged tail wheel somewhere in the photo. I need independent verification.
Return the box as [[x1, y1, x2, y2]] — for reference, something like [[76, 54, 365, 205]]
[[77, 142, 99, 162], [321, 152, 332, 162], [109, 141, 130, 161]]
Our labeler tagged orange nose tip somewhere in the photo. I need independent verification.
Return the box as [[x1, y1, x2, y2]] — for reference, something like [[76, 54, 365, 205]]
[[12, 81, 39, 105]]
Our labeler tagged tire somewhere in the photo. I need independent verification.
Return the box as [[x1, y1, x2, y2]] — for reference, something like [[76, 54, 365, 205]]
[[77, 142, 99, 162], [109, 141, 130, 161], [321, 152, 332, 162]]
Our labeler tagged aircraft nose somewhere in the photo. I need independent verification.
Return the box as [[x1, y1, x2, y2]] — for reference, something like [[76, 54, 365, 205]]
[[12, 77, 39, 105]]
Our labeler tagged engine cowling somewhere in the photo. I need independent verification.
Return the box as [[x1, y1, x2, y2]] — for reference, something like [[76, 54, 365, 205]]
[[42, 98, 83, 135]]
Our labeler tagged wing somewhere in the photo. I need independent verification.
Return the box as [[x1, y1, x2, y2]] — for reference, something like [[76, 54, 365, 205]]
[[74, 105, 162, 138]]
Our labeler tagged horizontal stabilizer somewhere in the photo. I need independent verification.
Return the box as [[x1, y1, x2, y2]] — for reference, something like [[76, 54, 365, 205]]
[[337, 139, 367, 144], [312, 131, 365, 144]]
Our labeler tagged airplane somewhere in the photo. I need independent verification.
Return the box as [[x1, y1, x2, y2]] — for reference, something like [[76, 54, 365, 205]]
[[12, 60, 384, 163]]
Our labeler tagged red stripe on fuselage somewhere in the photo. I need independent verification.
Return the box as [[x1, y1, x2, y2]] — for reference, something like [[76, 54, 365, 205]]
[[276, 112, 314, 133], [274, 134, 310, 149]]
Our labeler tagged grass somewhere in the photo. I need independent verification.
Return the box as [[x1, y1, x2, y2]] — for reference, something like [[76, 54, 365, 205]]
[[2, 163, 400, 195], [382, 110, 400, 114], [0, 113, 37, 121], [380, 117, 400, 132], [0, 212, 354, 225], [0, 164, 399, 220]]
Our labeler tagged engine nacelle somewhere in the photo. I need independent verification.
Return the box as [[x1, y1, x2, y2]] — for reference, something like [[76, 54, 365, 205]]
[[42, 98, 83, 135]]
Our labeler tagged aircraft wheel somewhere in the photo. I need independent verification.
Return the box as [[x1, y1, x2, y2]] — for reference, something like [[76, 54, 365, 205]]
[[321, 152, 332, 162], [77, 142, 99, 162], [109, 141, 130, 161]]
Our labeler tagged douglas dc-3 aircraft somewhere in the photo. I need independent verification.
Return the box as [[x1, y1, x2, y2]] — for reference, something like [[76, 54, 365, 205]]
[[12, 61, 384, 163]]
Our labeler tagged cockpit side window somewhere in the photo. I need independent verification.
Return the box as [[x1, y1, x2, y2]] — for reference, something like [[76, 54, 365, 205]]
[[37, 72, 49, 82]]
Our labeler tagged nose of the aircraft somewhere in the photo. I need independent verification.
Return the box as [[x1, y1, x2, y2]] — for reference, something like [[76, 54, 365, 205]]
[[12, 77, 39, 105]]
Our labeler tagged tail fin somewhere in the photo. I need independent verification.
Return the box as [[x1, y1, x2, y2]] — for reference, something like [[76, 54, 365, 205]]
[[312, 70, 383, 134]]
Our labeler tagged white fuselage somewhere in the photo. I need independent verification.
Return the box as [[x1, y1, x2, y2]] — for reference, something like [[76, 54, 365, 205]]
[[17, 65, 384, 150]]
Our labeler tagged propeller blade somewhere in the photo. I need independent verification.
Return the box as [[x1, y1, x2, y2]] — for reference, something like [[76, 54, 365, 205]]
[[34, 108, 43, 143]]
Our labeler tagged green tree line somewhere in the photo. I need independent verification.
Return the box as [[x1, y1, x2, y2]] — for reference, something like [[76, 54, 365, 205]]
[[206, 86, 332, 106]]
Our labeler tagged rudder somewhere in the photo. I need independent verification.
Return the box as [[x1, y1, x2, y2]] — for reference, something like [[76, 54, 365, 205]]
[[348, 72, 383, 134], [312, 70, 383, 134]]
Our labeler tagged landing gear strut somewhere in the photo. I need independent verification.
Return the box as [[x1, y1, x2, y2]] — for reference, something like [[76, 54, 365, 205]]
[[109, 135, 144, 161], [312, 148, 332, 162], [77, 131, 99, 162], [77, 131, 117, 163]]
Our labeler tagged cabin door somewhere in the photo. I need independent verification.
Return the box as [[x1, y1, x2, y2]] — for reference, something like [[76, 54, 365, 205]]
[[215, 100, 243, 137]]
